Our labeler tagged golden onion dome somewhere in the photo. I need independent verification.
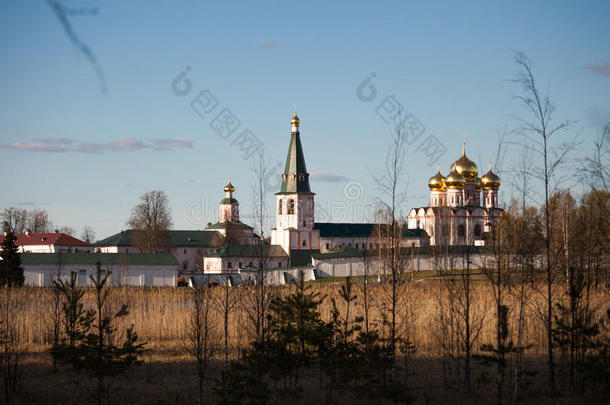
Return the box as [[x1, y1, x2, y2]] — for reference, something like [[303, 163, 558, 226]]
[[291, 110, 300, 127], [481, 162, 501, 190], [445, 169, 466, 189], [223, 177, 235, 193], [449, 137, 478, 181], [428, 164, 446, 190]]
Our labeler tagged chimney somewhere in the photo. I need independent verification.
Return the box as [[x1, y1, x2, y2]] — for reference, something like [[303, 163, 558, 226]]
[[54, 229, 59, 233], [25, 229, 31, 237]]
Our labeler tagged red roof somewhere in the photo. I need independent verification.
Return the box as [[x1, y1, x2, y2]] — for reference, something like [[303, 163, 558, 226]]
[[0, 232, 93, 247]]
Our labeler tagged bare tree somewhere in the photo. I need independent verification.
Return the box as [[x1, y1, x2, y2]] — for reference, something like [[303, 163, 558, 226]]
[[0, 287, 22, 404], [249, 149, 272, 344], [370, 112, 410, 378], [127, 191, 173, 253], [512, 51, 575, 395], [81, 226, 96, 243], [186, 285, 216, 404], [580, 121, 610, 192], [27, 209, 50, 233], [0, 208, 27, 234]]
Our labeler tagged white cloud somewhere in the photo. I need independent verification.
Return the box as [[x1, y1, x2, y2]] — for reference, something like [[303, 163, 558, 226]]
[[3, 137, 194, 154], [309, 171, 349, 182]]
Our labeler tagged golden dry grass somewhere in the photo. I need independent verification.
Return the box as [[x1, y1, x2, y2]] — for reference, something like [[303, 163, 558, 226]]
[[3, 278, 608, 404]]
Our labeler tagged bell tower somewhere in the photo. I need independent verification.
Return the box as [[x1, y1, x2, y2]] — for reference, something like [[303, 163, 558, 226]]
[[271, 111, 320, 253]]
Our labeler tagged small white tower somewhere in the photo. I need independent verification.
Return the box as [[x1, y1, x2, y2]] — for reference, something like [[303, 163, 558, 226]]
[[219, 177, 239, 223]]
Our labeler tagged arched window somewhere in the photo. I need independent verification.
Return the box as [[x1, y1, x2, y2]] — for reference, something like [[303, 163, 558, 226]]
[[474, 224, 481, 237], [458, 224, 465, 237], [288, 199, 295, 214], [278, 200, 283, 214]]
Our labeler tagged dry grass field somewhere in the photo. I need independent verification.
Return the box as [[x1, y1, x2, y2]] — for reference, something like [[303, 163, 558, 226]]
[[3, 277, 609, 404]]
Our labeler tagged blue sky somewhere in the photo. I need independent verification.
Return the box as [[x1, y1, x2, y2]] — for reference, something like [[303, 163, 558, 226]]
[[1, 0, 609, 239]]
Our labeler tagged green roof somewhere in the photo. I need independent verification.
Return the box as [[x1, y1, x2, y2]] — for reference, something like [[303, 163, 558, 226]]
[[205, 221, 253, 231], [289, 249, 320, 266], [20, 252, 179, 266], [279, 130, 311, 193], [402, 228, 428, 238], [209, 245, 287, 258], [220, 197, 238, 204], [314, 223, 376, 238], [313, 223, 428, 239], [95, 230, 225, 248], [311, 245, 374, 260]]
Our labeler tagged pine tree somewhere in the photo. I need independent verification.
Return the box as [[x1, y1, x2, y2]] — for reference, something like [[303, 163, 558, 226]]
[[0, 222, 24, 287]]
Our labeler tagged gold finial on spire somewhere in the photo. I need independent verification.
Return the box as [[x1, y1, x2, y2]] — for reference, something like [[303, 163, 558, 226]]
[[437, 162, 440, 172], [489, 154, 492, 171], [291, 108, 300, 128], [224, 176, 235, 193], [462, 133, 466, 155]]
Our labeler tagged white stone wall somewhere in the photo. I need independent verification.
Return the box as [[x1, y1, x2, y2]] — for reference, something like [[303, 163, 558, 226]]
[[23, 263, 177, 287], [313, 253, 496, 278]]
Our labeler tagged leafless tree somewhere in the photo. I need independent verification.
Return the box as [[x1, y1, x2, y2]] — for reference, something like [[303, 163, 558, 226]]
[[27, 209, 50, 233], [0, 287, 22, 404], [371, 111, 410, 377], [580, 120, 610, 192], [511, 51, 576, 395], [249, 149, 273, 344], [127, 191, 173, 253], [186, 285, 216, 404], [46, 253, 64, 372], [81, 226, 96, 243], [0, 208, 27, 234], [214, 224, 240, 374]]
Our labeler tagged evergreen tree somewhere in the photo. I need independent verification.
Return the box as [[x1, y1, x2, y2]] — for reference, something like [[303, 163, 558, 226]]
[[0, 222, 24, 287]]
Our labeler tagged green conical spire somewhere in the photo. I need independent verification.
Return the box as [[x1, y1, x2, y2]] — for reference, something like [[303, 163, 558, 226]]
[[279, 111, 311, 193]]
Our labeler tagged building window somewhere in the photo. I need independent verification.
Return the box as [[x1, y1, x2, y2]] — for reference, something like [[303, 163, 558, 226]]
[[288, 199, 295, 214], [302, 241, 306, 247], [278, 200, 283, 214], [474, 224, 481, 237], [259, 262, 263, 268], [239, 262, 242, 268], [278, 262, 282, 268], [228, 262, 232, 269], [458, 224, 465, 237], [184, 248, 187, 254], [249, 262, 252, 267], [303, 220, 306, 227], [355, 243, 359, 249]]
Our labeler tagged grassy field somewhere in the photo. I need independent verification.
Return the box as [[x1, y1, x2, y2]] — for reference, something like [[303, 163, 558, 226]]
[[3, 276, 608, 404]]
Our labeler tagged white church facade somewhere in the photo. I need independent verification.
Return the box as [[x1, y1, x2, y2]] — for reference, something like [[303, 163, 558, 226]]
[[407, 141, 502, 246]]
